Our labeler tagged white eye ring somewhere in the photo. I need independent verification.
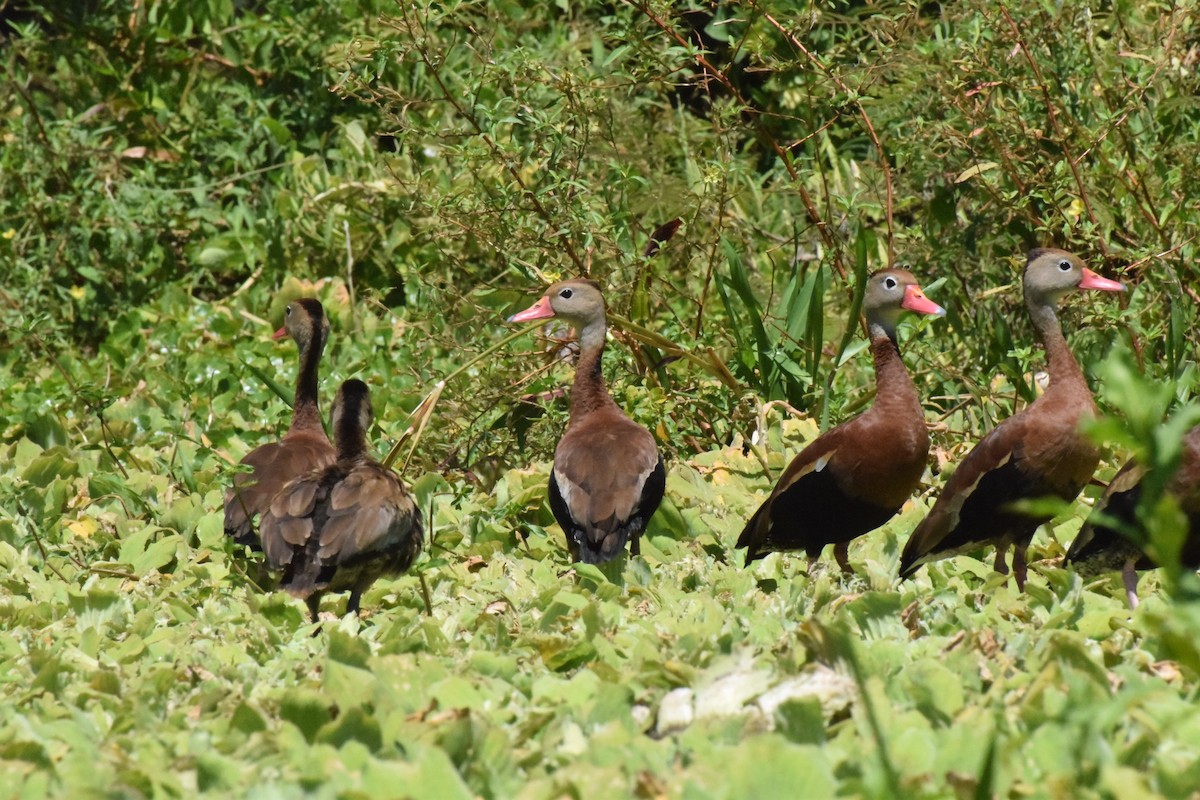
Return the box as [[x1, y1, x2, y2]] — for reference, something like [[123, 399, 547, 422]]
[[884, 277, 897, 290], [1058, 260, 1072, 271], [560, 289, 573, 298]]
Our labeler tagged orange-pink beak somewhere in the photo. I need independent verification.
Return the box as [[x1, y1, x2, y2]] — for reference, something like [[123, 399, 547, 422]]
[[508, 295, 556, 323], [901, 284, 946, 317], [272, 326, 288, 340], [1078, 268, 1125, 292]]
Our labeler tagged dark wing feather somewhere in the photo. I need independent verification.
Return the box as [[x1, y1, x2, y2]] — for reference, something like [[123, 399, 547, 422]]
[[737, 428, 841, 560], [738, 407, 927, 563], [899, 414, 1035, 577], [261, 460, 423, 608], [740, 464, 898, 562], [1066, 460, 1150, 576], [319, 464, 423, 569], [224, 434, 335, 548], [550, 417, 663, 564], [899, 399, 1099, 577], [260, 465, 339, 574]]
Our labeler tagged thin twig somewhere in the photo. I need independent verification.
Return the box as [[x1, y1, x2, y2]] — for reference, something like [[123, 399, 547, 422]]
[[26, 519, 69, 583], [694, 163, 732, 339], [90, 567, 140, 580], [400, 3, 590, 276], [9, 78, 73, 187], [755, 6, 896, 267], [419, 572, 433, 617], [343, 219, 357, 331], [627, 0, 847, 280], [96, 411, 132, 479], [230, 264, 264, 298], [998, 6, 1105, 256], [379, 322, 536, 469]]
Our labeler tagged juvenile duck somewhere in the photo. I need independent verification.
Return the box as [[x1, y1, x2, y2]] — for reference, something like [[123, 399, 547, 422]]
[[225, 299, 336, 549], [261, 379, 423, 622]]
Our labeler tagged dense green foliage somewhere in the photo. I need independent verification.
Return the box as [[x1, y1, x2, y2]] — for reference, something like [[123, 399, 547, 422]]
[[3, 0, 1200, 796]]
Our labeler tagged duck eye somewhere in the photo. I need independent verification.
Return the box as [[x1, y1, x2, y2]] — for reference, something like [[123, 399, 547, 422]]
[[285, 305, 293, 316], [883, 277, 897, 290], [559, 288, 573, 299], [1058, 260, 1072, 271]]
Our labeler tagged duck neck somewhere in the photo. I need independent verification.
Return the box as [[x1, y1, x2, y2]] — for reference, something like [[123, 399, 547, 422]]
[[867, 323, 920, 416], [1028, 299, 1087, 391], [569, 319, 617, 423], [335, 428, 367, 461], [290, 330, 326, 434]]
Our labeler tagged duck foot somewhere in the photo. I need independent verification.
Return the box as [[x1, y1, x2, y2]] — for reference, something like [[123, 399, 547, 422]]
[[833, 542, 853, 576]]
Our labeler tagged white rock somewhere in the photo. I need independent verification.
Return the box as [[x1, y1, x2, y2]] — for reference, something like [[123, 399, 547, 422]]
[[695, 668, 773, 720], [654, 688, 694, 736], [756, 665, 855, 721], [558, 720, 587, 756]]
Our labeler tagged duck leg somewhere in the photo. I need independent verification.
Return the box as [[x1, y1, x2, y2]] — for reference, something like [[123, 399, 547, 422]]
[[1011, 545, 1028, 592], [1122, 557, 1140, 609], [630, 533, 641, 558], [993, 544, 1010, 576], [833, 542, 852, 576], [306, 594, 322, 625], [346, 587, 365, 617]]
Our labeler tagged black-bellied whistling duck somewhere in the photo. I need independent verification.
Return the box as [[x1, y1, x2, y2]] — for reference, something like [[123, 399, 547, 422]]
[[736, 269, 945, 572], [225, 299, 336, 549], [899, 249, 1125, 589], [260, 379, 423, 622], [508, 279, 666, 564], [1066, 425, 1200, 607]]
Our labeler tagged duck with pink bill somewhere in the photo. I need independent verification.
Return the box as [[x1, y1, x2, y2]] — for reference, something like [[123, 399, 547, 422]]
[[508, 279, 666, 565], [900, 249, 1125, 590], [737, 268, 945, 573]]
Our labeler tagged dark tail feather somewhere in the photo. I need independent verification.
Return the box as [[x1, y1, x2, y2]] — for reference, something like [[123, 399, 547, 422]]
[[736, 504, 769, 565], [897, 552, 921, 581]]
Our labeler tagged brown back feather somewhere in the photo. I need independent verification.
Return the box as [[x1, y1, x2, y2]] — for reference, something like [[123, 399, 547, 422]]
[[224, 433, 335, 544]]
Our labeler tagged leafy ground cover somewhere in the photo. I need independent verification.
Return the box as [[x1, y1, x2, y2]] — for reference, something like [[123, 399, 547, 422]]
[[4, 0, 1200, 797], [3, 289, 1200, 798]]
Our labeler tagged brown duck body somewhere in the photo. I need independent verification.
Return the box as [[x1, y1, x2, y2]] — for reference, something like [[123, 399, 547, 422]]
[[898, 249, 1124, 588], [737, 269, 943, 571], [1066, 425, 1200, 606], [225, 299, 336, 549], [261, 380, 423, 622], [511, 280, 665, 564], [738, 338, 930, 567], [549, 347, 666, 563]]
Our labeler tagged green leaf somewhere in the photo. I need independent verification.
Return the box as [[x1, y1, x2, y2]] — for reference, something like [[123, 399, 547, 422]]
[[21, 450, 78, 488], [541, 640, 598, 672], [279, 689, 334, 743], [240, 357, 294, 406], [904, 659, 965, 724], [317, 706, 383, 751], [773, 698, 827, 745]]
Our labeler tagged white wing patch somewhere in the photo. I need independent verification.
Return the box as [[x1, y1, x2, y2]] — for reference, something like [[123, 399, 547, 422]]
[[554, 467, 583, 518]]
